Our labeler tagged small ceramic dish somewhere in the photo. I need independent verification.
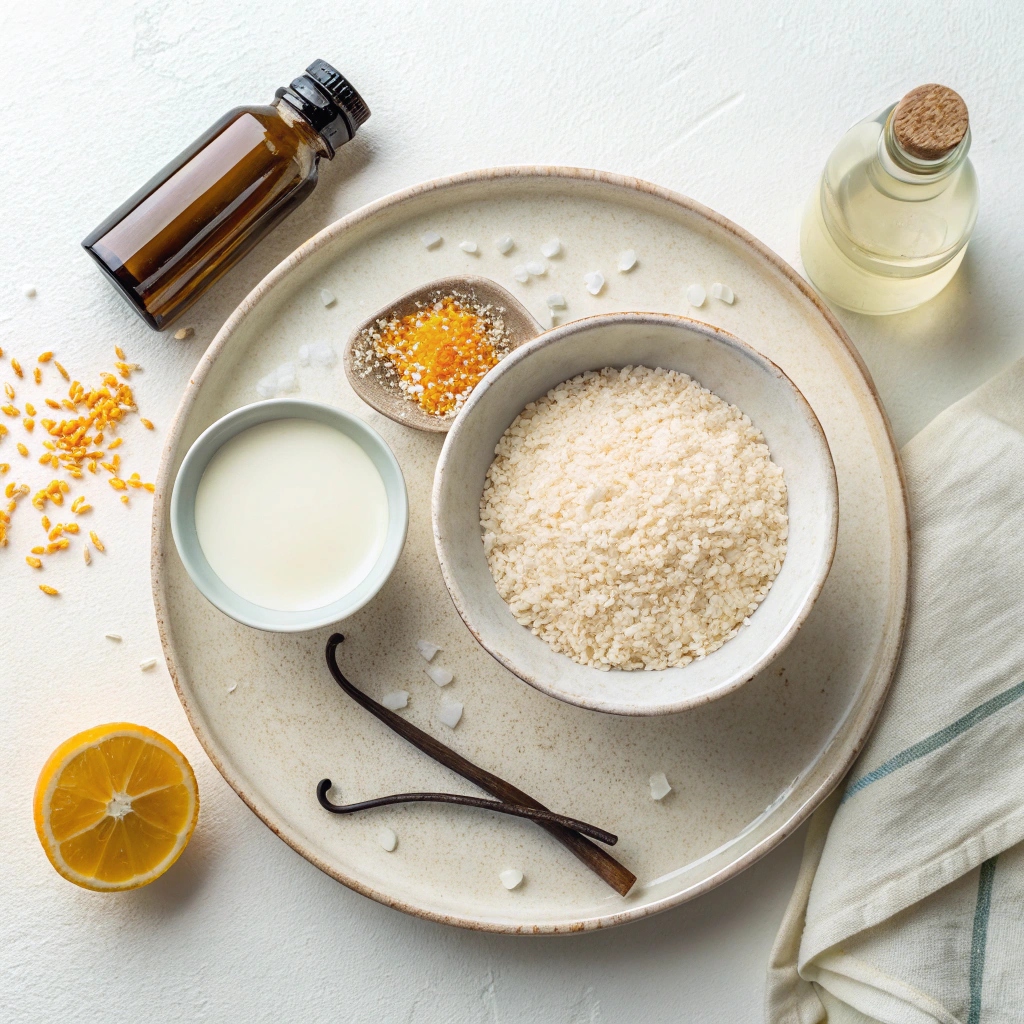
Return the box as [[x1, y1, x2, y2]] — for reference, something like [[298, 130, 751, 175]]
[[170, 398, 408, 632], [343, 275, 543, 432], [432, 312, 838, 716]]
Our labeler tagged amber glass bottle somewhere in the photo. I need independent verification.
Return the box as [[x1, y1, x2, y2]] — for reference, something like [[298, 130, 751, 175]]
[[83, 60, 369, 331]]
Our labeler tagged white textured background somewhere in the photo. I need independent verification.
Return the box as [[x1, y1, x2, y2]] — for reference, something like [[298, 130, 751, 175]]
[[2, 2, 1022, 1021]]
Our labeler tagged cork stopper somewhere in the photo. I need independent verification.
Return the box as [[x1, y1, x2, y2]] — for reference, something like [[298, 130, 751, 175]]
[[892, 84, 969, 161]]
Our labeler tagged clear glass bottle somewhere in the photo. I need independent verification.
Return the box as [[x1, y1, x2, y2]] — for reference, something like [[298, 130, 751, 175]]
[[83, 60, 369, 331], [800, 85, 978, 315]]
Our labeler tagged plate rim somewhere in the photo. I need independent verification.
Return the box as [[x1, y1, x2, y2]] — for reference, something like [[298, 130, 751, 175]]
[[150, 165, 910, 934]]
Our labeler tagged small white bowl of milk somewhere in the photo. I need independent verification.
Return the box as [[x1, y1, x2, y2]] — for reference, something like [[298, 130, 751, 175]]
[[170, 400, 408, 631]]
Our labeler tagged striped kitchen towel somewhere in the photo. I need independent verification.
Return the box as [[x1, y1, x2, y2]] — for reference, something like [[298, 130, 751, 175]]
[[765, 358, 1024, 1023]]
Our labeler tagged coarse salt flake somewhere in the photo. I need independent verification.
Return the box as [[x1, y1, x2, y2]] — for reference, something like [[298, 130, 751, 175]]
[[618, 250, 638, 272], [24, 286, 37, 298], [583, 271, 605, 295], [710, 282, 735, 304], [540, 238, 562, 258], [416, 639, 441, 662], [227, 684, 237, 694], [525, 261, 546, 277], [426, 665, 453, 687], [256, 373, 278, 399], [308, 342, 337, 367], [546, 293, 566, 310], [512, 265, 530, 283], [459, 240, 478, 253], [173, 327, 194, 340], [421, 231, 442, 249], [104, 632, 122, 642], [495, 235, 514, 254], [500, 868, 523, 890], [140, 658, 158, 671], [319, 288, 336, 307], [686, 284, 706, 307], [275, 362, 298, 393], [381, 690, 409, 710], [438, 700, 463, 728], [650, 772, 672, 801], [378, 827, 398, 852]]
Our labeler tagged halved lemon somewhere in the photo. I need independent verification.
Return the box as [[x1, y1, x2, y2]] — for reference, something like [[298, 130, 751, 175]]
[[34, 723, 199, 891]]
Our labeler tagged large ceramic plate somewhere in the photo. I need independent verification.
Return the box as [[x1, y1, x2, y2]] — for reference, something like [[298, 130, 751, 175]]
[[152, 167, 908, 933]]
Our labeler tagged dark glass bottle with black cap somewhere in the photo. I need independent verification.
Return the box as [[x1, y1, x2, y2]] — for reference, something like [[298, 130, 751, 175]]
[[82, 60, 369, 331]]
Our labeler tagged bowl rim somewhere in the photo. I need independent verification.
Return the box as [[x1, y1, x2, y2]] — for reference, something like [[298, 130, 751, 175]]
[[169, 398, 409, 632], [432, 311, 839, 715]]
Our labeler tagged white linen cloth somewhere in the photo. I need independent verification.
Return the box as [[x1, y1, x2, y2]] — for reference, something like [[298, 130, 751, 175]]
[[765, 358, 1024, 1024]]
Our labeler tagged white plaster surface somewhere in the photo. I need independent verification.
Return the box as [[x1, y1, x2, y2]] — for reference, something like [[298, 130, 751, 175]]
[[2, 2, 1022, 1020]]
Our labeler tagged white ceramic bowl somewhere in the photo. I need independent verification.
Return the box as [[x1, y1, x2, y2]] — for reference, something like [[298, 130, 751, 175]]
[[170, 399, 408, 632], [432, 313, 838, 715]]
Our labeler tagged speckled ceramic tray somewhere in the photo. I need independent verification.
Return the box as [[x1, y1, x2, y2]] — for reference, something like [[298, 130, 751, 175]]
[[151, 167, 909, 934]]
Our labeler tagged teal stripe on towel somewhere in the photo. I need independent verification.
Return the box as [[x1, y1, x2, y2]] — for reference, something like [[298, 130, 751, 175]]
[[968, 856, 998, 1024], [842, 679, 1024, 804]]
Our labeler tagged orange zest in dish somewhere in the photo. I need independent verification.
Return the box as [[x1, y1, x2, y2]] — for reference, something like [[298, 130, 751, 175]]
[[371, 296, 507, 417]]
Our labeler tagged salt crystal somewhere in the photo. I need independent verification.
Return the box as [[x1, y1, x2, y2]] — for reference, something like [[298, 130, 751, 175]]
[[548, 311, 559, 327], [650, 772, 672, 801], [378, 827, 398, 852], [256, 373, 278, 399], [710, 282, 735, 304], [686, 284, 706, 308], [546, 293, 566, 310], [525, 260, 546, 277], [500, 868, 523, 890], [227, 684, 237, 694], [416, 639, 441, 662], [495, 235, 514, 254], [421, 231, 442, 249], [617, 250, 637, 272], [308, 342, 337, 367], [426, 665, 453, 687], [104, 632, 122, 642], [24, 286, 36, 298], [540, 238, 561, 258], [459, 240, 478, 253], [381, 690, 409, 710], [140, 658, 157, 671], [173, 327, 194, 340], [275, 362, 298, 393], [438, 700, 463, 728], [297, 345, 311, 366], [512, 265, 530, 283], [319, 288, 336, 307], [583, 271, 605, 295]]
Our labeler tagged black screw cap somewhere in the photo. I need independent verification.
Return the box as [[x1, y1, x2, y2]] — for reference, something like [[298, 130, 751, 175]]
[[306, 59, 371, 132]]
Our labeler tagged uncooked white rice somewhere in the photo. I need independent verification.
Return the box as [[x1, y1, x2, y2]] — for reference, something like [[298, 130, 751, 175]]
[[480, 365, 788, 671]]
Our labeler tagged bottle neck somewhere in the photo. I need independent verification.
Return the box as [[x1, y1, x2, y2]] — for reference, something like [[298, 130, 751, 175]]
[[274, 98, 332, 160]]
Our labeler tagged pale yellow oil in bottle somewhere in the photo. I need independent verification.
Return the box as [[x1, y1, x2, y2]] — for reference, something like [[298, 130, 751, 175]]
[[801, 99, 978, 316]]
